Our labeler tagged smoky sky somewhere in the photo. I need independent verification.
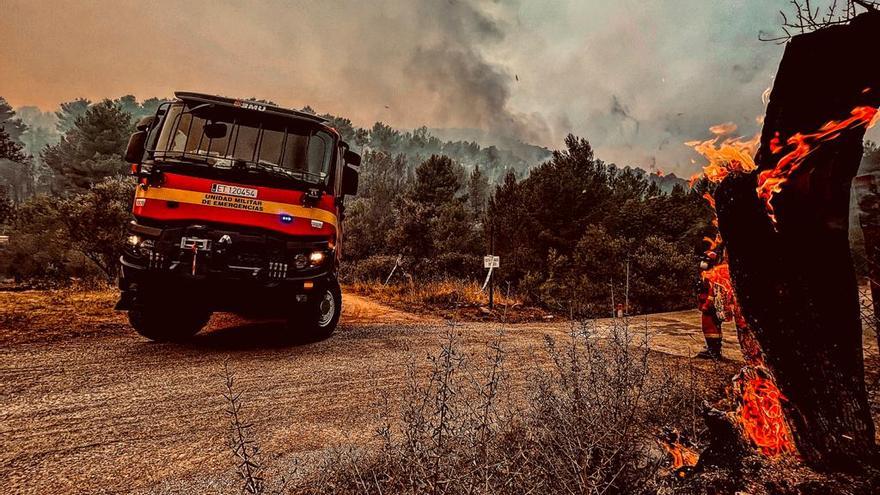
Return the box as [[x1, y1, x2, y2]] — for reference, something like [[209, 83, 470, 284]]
[[0, 0, 842, 175]]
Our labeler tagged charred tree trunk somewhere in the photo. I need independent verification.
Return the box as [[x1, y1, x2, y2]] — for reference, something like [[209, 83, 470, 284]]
[[715, 12, 880, 472]]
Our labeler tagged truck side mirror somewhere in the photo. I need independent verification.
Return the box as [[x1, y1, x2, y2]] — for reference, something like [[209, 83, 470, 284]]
[[204, 122, 228, 139], [135, 116, 156, 132], [124, 130, 147, 166], [343, 149, 361, 167], [342, 163, 359, 196]]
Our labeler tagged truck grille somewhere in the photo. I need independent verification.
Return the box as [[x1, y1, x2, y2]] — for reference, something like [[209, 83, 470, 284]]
[[268, 262, 288, 279], [148, 251, 166, 269]]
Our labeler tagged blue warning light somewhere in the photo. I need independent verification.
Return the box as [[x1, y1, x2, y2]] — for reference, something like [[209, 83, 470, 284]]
[[280, 213, 294, 224]]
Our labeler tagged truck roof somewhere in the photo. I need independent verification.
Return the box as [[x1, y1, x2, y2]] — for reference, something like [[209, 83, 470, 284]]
[[174, 91, 330, 125]]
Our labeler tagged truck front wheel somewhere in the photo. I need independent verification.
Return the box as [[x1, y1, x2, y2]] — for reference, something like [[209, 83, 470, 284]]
[[128, 306, 212, 342], [290, 280, 341, 340]]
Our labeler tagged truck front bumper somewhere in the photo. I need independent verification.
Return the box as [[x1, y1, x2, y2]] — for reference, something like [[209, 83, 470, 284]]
[[116, 221, 336, 314]]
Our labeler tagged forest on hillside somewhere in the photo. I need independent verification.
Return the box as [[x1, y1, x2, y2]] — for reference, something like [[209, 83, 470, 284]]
[[0, 94, 720, 316]]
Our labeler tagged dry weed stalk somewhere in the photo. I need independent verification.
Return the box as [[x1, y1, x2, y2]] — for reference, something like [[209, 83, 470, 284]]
[[222, 362, 291, 495]]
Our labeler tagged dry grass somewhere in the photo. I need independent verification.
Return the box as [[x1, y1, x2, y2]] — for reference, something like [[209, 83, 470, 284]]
[[0, 284, 125, 345], [345, 279, 549, 322]]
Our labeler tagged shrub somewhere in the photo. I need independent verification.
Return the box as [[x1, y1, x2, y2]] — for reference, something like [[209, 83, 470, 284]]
[[0, 176, 133, 284], [630, 236, 696, 313], [340, 255, 402, 284], [60, 176, 134, 281], [342, 253, 484, 285], [294, 319, 705, 494], [526, 225, 698, 317], [410, 252, 483, 281], [1, 195, 94, 283]]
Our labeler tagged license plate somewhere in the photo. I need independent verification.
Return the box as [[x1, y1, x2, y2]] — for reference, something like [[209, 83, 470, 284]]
[[180, 237, 212, 251], [211, 183, 258, 198]]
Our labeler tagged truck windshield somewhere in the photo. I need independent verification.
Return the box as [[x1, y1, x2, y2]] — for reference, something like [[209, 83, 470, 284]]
[[150, 102, 334, 185]]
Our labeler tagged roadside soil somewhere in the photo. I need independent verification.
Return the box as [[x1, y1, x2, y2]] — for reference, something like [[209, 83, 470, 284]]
[[1, 288, 876, 494]]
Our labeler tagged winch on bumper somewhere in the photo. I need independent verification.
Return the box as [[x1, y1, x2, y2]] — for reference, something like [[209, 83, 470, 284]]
[[116, 221, 336, 314]]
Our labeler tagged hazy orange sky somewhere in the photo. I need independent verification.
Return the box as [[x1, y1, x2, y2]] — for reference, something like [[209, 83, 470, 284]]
[[1, 0, 813, 174]]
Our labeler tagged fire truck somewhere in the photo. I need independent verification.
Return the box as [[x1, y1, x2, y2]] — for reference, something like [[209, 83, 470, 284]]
[[116, 92, 359, 341]]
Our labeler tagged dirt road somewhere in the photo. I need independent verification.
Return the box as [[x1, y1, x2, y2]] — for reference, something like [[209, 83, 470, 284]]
[[2, 289, 733, 494]]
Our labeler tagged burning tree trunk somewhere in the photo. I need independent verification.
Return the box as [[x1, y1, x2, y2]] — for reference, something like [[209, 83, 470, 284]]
[[715, 12, 880, 472]]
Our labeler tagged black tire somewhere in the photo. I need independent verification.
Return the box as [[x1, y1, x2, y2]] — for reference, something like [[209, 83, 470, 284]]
[[288, 279, 341, 340], [128, 306, 211, 342]]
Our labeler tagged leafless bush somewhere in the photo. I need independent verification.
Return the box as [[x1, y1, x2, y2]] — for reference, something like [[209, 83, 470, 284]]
[[502, 317, 704, 494], [295, 318, 705, 494]]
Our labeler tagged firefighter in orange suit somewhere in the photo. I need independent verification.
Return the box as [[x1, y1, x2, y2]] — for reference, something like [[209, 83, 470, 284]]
[[696, 250, 723, 359]]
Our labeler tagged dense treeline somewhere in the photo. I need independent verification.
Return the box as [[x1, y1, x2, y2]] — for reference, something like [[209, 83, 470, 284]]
[[0, 95, 713, 315], [346, 135, 714, 315]]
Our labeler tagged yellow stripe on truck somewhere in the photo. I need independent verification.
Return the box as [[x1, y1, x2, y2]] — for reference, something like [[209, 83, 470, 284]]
[[136, 186, 338, 229]]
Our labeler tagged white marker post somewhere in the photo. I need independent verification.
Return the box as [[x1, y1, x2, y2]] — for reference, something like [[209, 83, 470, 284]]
[[384, 254, 403, 286], [483, 255, 500, 309]]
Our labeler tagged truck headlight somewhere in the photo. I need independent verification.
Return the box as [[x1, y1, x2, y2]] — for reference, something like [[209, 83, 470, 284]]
[[127, 234, 154, 257], [309, 250, 325, 265]]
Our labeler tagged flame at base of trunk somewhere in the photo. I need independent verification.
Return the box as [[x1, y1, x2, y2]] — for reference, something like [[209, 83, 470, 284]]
[[734, 365, 797, 457], [658, 427, 699, 478]]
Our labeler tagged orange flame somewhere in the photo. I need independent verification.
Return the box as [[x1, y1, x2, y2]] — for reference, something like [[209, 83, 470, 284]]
[[756, 105, 880, 227], [658, 428, 698, 477], [685, 133, 759, 184], [709, 122, 738, 136], [689, 122, 797, 458], [661, 440, 699, 472], [734, 366, 796, 457]]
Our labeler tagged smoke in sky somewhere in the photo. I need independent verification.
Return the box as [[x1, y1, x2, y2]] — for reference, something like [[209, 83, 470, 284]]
[[0, 0, 824, 175]]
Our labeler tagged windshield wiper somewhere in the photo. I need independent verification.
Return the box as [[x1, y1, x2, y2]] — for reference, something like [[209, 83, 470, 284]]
[[239, 161, 315, 185], [153, 153, 212, 167]]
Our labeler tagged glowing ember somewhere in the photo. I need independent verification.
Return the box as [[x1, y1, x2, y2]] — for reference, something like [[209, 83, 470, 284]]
[[658, 428, 698, 477], [734, 366, 797, 457], [662, 441, 699, 470], [756, 105, 880, 227], [709, 122, 738, 136]]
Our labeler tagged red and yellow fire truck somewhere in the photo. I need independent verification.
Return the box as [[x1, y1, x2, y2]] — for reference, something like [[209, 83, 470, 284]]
[[117, 92, 359, 341]]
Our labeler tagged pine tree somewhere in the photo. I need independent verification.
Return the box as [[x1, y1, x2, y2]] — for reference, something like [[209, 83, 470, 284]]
[[0, 126, 27, 163], [466, 164, 489, 217], [0, 97, 27, 144], [43, 100, 134, 191], [0, 124, 39, 202], [410, 155, 461, 207], [55, 98, 92, 134], [0, 186, 13, 225]]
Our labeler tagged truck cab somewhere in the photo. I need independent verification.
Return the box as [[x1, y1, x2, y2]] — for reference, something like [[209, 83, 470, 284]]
[[117, 92, 359, 341]]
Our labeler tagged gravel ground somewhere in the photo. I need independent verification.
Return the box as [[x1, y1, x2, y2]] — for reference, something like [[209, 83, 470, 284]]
[[1, 288, 739, 494]]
